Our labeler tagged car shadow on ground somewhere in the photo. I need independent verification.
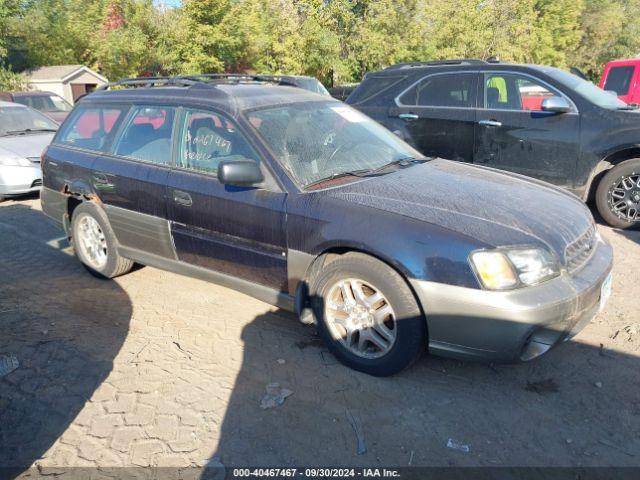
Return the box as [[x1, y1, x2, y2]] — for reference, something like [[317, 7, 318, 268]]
[[204, 303, 640, 474], [0, 203, 133, 477]]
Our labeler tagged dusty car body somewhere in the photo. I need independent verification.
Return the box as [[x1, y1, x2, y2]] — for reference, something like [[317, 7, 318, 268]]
[[41, 76, 613, 376], [0, 101, 57, 200]]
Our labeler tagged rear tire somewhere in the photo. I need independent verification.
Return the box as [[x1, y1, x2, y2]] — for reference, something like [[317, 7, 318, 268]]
[[71, 202, 133, 279], [596, 158, 640, 229], [309, 252, 426, 376]]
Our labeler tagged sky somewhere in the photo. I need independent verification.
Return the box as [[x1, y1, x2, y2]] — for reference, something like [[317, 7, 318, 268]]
[[154, 0, 181, 8]]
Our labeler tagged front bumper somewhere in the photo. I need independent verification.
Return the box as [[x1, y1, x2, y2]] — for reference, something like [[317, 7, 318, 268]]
[[410, 236, 613, 362], [0, 164, 42, 196]]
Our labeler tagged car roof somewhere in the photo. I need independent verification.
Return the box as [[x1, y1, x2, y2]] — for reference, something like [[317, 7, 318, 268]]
[[372, 61, 557, 77], [81, 82, 336, 115], [10, 91, 56, 97], [0, 100, 26, 108]]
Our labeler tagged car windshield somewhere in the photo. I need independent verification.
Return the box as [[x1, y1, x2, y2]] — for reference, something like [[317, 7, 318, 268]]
[[13, 94, 73, 112], [247, 101, 423, 188], [0, 106, 59, 136], [547, 68, 630, 109], [295, 78, 330, 96]]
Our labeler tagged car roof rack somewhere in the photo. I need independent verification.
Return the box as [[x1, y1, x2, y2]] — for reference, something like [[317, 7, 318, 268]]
[[96, 73, 299, 92], [96, 76, 202, 91], [384, 59, 488, 70]]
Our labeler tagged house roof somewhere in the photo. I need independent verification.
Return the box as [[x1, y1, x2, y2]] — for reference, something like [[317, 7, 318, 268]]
[[27, 65, 108, 83]]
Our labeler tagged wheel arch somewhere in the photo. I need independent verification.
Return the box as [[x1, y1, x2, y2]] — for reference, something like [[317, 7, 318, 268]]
[[294, 246, 427, 329], [584, 147, 640, 203]]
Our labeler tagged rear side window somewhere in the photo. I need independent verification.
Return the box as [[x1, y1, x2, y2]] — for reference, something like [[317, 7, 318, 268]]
[[113, 106, 176, 165], [57, 105, 127, 152], [399, 74, 477, 107], [604, 66, 635, 96], [177, 108, 260, 176], [347, 75, 406, 104]]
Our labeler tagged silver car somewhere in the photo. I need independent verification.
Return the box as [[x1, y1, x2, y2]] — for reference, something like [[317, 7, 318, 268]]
[[0, 101, 57, 201]]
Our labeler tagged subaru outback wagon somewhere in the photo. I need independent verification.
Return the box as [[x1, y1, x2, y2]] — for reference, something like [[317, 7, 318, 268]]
[[347, 59, 640, 229], [41, 75, 613, 376]]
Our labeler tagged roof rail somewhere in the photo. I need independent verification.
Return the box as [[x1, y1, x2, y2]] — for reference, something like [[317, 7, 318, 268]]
[[97, 76, 199, 91], [96, 73, 295, 92], [384, 59, 488, 70], [177, 73, 286, 85]]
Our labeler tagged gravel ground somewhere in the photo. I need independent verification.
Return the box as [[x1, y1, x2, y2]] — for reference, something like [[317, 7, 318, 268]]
[[0, 195, 638, 476]]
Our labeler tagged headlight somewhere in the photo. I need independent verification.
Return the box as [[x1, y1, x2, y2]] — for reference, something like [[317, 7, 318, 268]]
[[470, 247, 560, 290], [0, 153, 31, 167]]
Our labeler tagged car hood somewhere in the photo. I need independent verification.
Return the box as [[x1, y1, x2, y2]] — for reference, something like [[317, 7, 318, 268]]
[[326, 159, 594, 262], [0, 132, 54, 159], [42, 111, 67, 123]]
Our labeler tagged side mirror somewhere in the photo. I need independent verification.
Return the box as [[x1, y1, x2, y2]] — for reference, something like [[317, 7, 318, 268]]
[[218, 158, 264, 186], [540, 96, 571, 113]]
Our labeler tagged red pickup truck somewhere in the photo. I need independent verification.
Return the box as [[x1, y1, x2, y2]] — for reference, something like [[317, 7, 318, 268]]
[[599, 58, 640, 104]]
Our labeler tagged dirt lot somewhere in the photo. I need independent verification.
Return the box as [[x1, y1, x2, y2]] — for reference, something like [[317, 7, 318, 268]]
[[0, 196, 639, 475]]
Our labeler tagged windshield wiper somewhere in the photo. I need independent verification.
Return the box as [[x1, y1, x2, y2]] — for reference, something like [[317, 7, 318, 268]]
[[617, 104, 639, 110], [363, 156, 429, 175], [304, 169, 372, 189], [4, 128, 57, 135]]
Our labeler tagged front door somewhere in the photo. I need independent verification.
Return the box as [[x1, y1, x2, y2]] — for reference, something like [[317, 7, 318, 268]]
[[165, 107, 288, 291], [474, 72, 580, 188], [389, 72, 478, 162]]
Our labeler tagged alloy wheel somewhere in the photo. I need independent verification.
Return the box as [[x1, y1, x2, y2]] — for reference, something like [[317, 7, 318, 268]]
[[324, 278, 397, 359], [77, 215, 108, 270], [608, 174, 640, 223]]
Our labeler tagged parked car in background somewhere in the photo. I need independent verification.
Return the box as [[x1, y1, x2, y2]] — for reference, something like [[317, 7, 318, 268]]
[[256, 74, 330, 96], [599, 58, 640, 105], [347, 59, 640, 229], [41, 76, 612, 376], [329, 83, 360, 101], [0, 91, 73, 123], [0, 101, 57, 201]]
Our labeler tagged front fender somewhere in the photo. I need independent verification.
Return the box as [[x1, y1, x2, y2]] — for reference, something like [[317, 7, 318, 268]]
[[287, 194, 486, 290]]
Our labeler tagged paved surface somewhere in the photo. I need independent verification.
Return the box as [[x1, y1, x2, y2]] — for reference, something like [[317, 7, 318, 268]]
[[1, 196, 639, 476]]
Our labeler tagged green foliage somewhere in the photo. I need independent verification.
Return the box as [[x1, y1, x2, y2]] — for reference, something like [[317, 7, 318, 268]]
[[0, 65, 27, 91], [0, 0, 639, 86]]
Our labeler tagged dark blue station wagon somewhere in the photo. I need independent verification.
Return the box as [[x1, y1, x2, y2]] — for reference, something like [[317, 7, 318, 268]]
[[41, 76, 613, 376]]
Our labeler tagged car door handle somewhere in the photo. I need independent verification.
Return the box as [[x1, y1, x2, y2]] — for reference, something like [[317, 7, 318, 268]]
[[173, 190, 192, 207], [398, 113, 419, 121], [92, 172, 113, 186], [478, 119, 502, 127]]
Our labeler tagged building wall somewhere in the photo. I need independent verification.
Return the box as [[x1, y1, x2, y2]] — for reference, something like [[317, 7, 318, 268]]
[[28, 82, 66, 101]]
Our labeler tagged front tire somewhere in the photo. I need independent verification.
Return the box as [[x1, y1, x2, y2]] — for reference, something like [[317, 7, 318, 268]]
[[71, 202, 133, 279], [310, 252, 426, 376], [596, 159, 640, 229]]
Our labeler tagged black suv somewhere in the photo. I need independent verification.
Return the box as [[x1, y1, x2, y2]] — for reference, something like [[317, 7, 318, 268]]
[[41, 75, 612, 376], [347, 59, 640, 229]]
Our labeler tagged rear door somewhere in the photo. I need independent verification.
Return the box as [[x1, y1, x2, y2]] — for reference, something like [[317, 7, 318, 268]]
[[474, 72, 580, 188], [389, 72, 478, 162], [164, 107, 288, 291], [90, 105, 177, 258], [45, 104, 129, 198]]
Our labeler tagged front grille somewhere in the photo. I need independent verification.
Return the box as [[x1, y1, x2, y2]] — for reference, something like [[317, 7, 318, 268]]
[[31, 179, 42, 188], [565, 225, 596, 272], [27, 156, 40, 163]]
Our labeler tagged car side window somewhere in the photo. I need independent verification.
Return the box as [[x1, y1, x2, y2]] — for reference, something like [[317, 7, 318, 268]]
[[57, 105, 127, 152], [485, 74, 557, 111], [399, 74, 476, 107], [177, 109, 260, 176], [113, 106, 176, 165], [604, 66, 634, 96]]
